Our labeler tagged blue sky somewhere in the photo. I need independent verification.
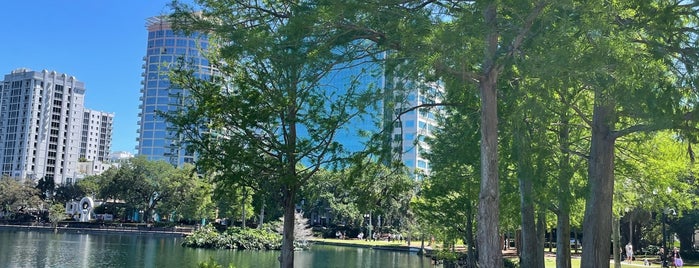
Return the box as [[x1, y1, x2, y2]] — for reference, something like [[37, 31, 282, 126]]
[[0, 1, 177, 153]]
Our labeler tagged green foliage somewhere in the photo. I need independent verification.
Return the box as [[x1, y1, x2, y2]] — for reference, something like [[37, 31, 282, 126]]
[[53, 183, 86, 204], [182, 225, 282, 250], [433, 250, 459, 262], [0, 177, 42, 216], [36, 176, 55, 201], [97, 156, 177, 221], [168, 1, 389, 266], [76, 176, 101, 198], [156, 165, 217, 222], [48, 203, 66, 225], [302, 165, 414, 230]]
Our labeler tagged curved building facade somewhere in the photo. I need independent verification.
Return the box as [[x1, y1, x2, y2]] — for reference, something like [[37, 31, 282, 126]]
[[136, 16, 211, 166]]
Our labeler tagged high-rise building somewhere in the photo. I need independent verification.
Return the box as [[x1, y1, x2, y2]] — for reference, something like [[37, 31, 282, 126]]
[[75, 109, 114, 178], [80, 109, 113, 162], [323, 59, 442, 181], [323, 60, 385, 155], [136, 15, 212, 167], [386, 78, 443, 181], [0, 69, 86, 184]]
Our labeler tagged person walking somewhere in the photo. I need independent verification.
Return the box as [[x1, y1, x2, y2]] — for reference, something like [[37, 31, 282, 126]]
[[671, 247, 683, 267], [625, 242, 633, 263]]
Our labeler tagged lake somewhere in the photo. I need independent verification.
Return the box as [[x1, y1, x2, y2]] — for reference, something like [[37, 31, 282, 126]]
[[0, 230, 437, 267]]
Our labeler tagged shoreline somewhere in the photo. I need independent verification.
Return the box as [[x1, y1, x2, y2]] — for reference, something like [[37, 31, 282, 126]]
[[0, 224, 192, 237], [310, 238, 431, 254]]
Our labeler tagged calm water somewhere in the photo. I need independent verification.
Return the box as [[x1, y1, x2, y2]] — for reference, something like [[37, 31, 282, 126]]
[[0, 230, 437, 268]]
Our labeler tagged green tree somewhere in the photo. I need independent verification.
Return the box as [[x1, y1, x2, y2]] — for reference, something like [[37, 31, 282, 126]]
[[0, 177, 42, 218], [168, 2, 382, 267], [534, 2, 699, 266], [48, 203, 66, 233], [36, 176, 55, 201], [375, 2, 550, 265], [214, 182, 255, 227], [76, 175, 101, 198], [98, 156, 176, 222], [157, 165, 217, 222], [53, 183, 86, 204]]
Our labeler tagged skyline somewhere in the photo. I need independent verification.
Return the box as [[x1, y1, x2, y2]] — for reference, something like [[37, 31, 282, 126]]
[[0, 1, 176, 153]]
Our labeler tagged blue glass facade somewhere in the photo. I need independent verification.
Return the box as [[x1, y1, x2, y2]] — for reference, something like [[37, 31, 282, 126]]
[[323, 60, 384, 155], [136, 16, 210, 166]]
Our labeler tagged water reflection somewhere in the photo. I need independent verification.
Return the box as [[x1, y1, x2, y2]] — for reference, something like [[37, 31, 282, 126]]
[[0, 230, 437, 267]]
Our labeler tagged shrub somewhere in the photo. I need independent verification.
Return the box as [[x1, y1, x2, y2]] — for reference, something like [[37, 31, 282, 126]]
[[182, 225, 282, 250]]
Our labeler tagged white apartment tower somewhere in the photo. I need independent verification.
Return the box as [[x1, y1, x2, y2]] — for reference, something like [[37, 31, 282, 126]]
[[0, 69, 85, 184], [80, 109, 113, 162]]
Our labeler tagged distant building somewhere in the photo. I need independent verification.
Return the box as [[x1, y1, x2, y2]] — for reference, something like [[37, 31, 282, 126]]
[[136, 15, 212, 167], [321, 57, 443, 181], [80, 109, 113, 162], [387, 80, 443, 180], [75, 109, 114, 178], [0, 69, 86, 184], [0, 68, 115, 184], [108, 151, 134, 163]]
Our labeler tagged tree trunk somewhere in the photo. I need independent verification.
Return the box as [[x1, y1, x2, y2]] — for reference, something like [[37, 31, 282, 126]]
[[581, 100, 616, 268], [516, 123, 538, 268], [556, 113, 573, 268], [241, 187, 247, 229], [518, 166, 538, 267], [536, 211, 546, 268], [280, 188, 296, 268], [258, 201, 266, 229], [476, 2, 503, 267], [613, 216, 621, 268], [556, 210, 572, 268], [466, 201, 477, 266]]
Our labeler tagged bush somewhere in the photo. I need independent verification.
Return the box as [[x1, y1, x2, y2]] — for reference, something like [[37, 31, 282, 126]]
[[182, 225, 282, 250], [434, 250, 459, 262]]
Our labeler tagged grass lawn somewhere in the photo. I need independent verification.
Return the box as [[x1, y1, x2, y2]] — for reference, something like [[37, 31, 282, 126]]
[[543, 258, 699, 268], [314, 238, 699, 267]]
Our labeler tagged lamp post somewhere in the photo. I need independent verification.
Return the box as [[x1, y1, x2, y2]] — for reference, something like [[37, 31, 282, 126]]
[[364, 213, 372, 240], [654, 187, 673, 250], [662, 210, 667, 251]]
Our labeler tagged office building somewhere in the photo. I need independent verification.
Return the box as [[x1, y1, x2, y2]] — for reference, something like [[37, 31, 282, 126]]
[[385, 78, 443, 180], [0, 68, 86, 184], [324, 59, 442, 180], [136, 15, 212, 167]]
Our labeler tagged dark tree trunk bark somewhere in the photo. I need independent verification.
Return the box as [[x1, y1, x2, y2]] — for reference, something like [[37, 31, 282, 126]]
[[465, 201, 477, 266], [476, 2, 503, 267], [556, 114, 573, 268], [581, 99, 616, 268], [536, 211, 546, 268], [280, 188, 296, 268], [241, 188, 248, 229], [613, 216, 621, 268], [517, 142, 538, 268]]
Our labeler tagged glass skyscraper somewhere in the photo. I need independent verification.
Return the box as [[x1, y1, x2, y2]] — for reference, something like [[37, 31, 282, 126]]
[[136, 16, 211, 166], [323, 58, 441, 180]]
